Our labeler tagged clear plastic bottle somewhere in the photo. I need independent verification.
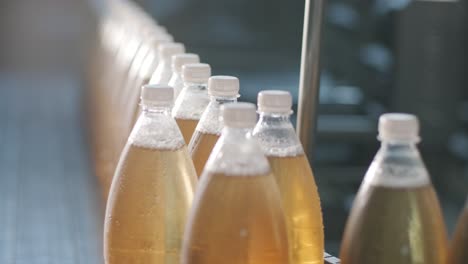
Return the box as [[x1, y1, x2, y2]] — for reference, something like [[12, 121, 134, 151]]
[[189, 76, 239, 177], [340, 113, 448, 264], [172, 63, 211, 143], [181, 103, 289, 264], [115, 37, 173, 154], [449, 197, 468, 264], [133, 36, 173, 89], [104, 84, 198, 264], [168, 53, 200, 99], [149, 42, 185, 85], [117, 37, 172, 139], [252, 90, 324, 264], [122, 36, 172, 102]]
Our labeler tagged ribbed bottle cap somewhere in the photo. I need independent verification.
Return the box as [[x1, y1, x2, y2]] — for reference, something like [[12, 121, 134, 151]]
[[208, 76, 240, 97], [222, 103, 257, 128], [182, 63, 211, 83], [257, 90, 293, 114], [171, 53, 200, 74], [378, 113, 420, 142], [158, 43, 185, 61], [141, 84, 174, 106]]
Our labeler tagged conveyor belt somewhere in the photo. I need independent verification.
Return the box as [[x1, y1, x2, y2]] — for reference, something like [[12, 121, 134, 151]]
[[0, 74, 103, 264]]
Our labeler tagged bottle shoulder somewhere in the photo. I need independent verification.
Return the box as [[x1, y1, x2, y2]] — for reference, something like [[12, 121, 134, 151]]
[[173, 85, 210, 120], [253, 120, 304, 157], [204, 132, 270, 176], [363, 144, 431, 188], [129, 112, 185, 150], [196, 101, 223, 135]]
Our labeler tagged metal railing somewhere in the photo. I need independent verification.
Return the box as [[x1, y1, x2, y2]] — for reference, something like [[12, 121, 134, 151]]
[[297, 0, 326, 159]]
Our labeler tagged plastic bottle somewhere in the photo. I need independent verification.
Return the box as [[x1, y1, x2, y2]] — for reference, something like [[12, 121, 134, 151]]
[[123, 36, 173, 101], [149, 42, 185, 85], [116, 37, 173, 154], [116, 36, 172, 137], [189, 76, 239, 177], [104, 84, 198, 263], [252, 90, 324, 264], [181, 102, 289, 264], [340, 113, 448, 264], [449, 197, 468, 264], [172, 63, 211, 143], [168, 53, 200, 99], [131, 35, 173, 90]]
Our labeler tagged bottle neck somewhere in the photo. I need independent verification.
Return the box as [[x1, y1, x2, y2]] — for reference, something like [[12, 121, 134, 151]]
[[379, 140, 418, 152], [196, 96, 237, 135], [183, 82, 208, 89], [254, 112, 304, 157], [222, 126, 253, 140], [256, 112, 295, 133], [141, 104, 172, 115], [205, 125, 270, 176], [130, 103, 185, 150], [258, 112, 291, 124], [377, 139, 422, 163], [376, 140, 422, 165], [365, 138, 429, 188], [210, 95, 237, 104]]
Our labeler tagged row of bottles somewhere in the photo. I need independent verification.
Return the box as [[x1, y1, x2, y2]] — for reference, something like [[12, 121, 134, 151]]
[[103, 84, 467, 264], [89, 1, 467, 264], [103, 83, 324, 263]]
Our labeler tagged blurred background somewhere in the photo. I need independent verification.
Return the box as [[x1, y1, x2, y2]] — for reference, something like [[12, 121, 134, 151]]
[[0, 0, 467, 262]]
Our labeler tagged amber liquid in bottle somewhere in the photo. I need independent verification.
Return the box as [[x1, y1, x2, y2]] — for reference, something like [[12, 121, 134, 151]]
[[182, 111, 289, 264], [176, 118, 199, 144], [449, 203, 468, 264], [105, 145, 196, 263], [182, 172, 289, 264], [268, 155, 324, 264], [189, 132, 219, 177], [340, 184, 447, 264]]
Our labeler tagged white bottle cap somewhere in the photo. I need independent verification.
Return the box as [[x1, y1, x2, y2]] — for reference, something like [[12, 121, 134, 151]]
[[171, 53, 200, 74], [157, 26, 168, 33], [182, 63, 211, 84], [257, 90, 293, 114], [158, 43, 185, 61], [208, 76, 240, 97], [157, 32, 173, 42], [222, 103, 257, 128], [148, 37, 172, 49], [378, 113, 420, 142], [141, 84, 174, 106]]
